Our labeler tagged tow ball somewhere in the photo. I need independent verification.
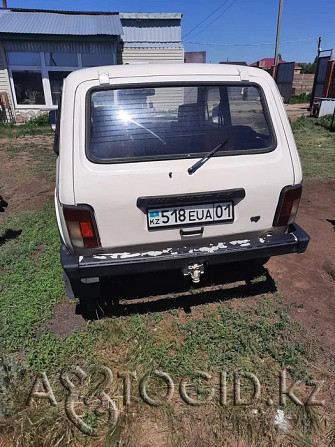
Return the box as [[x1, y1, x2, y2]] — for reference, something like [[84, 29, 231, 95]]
[[182, 263, 205, 283]]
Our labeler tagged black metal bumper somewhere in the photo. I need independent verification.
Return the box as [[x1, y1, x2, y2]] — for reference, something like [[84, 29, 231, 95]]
[[61, 223, 310, 280]]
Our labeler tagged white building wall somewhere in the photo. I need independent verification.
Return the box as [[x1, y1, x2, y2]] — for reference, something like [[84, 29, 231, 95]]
[[0, 40, 14, 107], [122, 47, 184, 64]]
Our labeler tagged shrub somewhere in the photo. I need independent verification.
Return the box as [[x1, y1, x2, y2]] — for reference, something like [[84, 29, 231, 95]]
[[315, 114, 334, 131], [25, 113, 50, 127], [290, 93, 311, 104]]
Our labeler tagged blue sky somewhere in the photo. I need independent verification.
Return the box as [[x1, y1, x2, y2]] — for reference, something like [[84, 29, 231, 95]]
[[6, 0, 335, 64]]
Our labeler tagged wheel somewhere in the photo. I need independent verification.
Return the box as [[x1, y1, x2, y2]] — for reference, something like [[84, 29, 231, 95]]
[[63, 272, 121, 319], [62, 270, 102, 319], [239, 257, 270, 279]]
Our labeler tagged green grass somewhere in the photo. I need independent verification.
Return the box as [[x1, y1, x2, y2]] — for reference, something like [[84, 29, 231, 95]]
[[290, 93, 311, 104], [92, 294, 312, 384], [0, 203, 63, 351], [292, 115, 335, 181], [0, 202, 95, 372], [27, 331, 96, 372], [0, 114, 53, 138]]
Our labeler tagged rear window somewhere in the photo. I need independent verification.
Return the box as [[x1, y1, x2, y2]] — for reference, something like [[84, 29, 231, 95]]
[[88, 84, 275, 163]]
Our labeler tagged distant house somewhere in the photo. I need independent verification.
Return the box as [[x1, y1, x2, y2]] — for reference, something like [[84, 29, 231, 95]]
[[294, 63, 302, 75], [0, 8, 183, 121], [184, 51, 206, 63], [250, 57, 286, 70], [220, 61, 247, 66]]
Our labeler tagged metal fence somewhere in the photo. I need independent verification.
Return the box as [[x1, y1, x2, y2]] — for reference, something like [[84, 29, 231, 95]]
[[275, 62, 295, 103], [309, 56, 331, 108]]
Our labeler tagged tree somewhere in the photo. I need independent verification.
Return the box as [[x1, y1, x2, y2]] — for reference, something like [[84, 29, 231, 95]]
[[300, 59, 317, 74]]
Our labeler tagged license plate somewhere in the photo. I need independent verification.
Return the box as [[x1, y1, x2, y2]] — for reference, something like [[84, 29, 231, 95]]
[[147, 202, 234, 229]]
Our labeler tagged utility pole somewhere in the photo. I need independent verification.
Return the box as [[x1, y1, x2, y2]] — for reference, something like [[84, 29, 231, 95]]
[[274, 0, 284, 78], [318, 37, 322, 57], [2, 0, 7, 8]]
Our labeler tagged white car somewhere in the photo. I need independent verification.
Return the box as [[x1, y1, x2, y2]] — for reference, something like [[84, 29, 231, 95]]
[[53, 64, 309, 305]]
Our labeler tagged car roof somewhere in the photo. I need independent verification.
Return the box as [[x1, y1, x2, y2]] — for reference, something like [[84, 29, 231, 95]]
[[64, 63, 272, 91]]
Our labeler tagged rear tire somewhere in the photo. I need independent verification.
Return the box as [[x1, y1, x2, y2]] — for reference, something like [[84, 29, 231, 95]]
[[243, 257, 270, 280], [79, 277, 119, 319], [62, 270, 103, 319]]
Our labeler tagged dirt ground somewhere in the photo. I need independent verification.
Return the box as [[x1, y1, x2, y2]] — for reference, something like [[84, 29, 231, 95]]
[[268, 181, 335, 352], [0, 135, 55, 218], [284, 103, 310, 122]]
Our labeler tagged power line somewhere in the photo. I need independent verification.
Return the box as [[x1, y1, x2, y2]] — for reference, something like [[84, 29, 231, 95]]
[[182, 0, 231, 39], [188, 0, 239, 40], [183, 36, 318, 47]]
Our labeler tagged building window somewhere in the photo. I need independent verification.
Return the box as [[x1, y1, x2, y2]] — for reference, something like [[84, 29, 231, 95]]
[[7, 52, 41, 66], [12, 71, 45, 105], [81, 53, 114, 67], [49, 71, 72, 105], [8, 49, 116, 108], [45, 52, 78, 67]]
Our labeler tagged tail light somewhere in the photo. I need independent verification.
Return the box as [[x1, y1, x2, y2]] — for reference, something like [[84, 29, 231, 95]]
[[273, 185, 302, 227], [63, 205, 100, 249]]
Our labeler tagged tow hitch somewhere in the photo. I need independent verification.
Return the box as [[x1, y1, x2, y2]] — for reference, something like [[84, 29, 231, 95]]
[[182, 263, 205, 283]]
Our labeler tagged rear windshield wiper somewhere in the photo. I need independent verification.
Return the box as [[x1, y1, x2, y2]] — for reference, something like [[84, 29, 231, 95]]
[[188, 137, 229, 175]]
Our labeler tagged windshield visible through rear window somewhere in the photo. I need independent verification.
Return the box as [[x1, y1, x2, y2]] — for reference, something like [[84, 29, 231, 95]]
[[88, 84, 275, 163]]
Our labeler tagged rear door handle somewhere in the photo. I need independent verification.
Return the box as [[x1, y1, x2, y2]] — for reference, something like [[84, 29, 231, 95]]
[[180, 227, 204, 237]]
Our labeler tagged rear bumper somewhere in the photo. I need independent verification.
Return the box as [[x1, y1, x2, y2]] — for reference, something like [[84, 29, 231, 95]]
[[61, 223, 310, 280]]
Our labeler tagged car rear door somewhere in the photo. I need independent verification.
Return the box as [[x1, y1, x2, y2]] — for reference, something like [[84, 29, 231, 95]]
[[72, 73, 294, 253]]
